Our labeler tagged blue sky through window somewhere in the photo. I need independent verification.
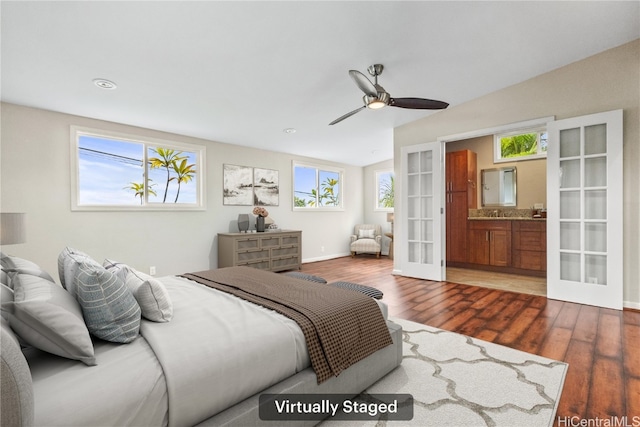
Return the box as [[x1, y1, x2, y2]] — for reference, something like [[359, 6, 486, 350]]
[[78, 135, 197, 205]]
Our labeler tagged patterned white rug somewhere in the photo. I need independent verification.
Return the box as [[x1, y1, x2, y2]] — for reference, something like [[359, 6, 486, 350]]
[[322, 317, 568, 427]]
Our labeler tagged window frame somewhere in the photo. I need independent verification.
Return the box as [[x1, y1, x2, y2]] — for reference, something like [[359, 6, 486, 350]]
[[292, 161, 344, 211], [374, 169, 394, 212], [494, 127, 548, 163], [70, 126, 206, 211]]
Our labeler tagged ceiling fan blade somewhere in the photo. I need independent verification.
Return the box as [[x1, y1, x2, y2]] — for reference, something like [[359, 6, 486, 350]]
[[349, 70, 377, 97], [390, 97, 449, 110], [329, 106, 366, 125]]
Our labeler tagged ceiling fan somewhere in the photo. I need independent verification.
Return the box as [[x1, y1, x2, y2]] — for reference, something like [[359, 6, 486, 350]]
[[329, 64, 449, 125]]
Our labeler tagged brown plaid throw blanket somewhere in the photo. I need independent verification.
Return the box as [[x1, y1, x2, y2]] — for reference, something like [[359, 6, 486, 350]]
[[182, 266, 392, 384]]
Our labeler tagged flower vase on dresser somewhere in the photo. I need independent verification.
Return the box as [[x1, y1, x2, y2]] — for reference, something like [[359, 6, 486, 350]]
[[252, 206, 269, 233], [256, 216, 265, 232]]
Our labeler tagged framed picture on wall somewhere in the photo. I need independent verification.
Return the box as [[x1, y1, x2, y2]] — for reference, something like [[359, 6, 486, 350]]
[[253, 168, 279, 206], [223, 164, 253, 206]]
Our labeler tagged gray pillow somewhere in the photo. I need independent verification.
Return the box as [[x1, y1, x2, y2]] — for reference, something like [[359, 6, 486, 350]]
[[74, 261, 141, 343], [123, 267, 173, 323], [58, 247, 101, 297], [8, 273, 96, 365], [0, 253, 55, 287]]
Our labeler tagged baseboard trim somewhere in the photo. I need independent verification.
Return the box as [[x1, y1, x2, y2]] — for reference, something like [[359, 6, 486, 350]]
[[302, 253, 351, 264]]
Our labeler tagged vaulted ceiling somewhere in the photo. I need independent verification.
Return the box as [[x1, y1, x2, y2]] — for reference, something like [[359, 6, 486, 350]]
[[2, 1, 638, 166]]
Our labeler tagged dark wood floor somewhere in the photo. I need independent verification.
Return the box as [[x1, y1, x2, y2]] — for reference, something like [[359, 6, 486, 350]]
[[300, 256, 640, 423]]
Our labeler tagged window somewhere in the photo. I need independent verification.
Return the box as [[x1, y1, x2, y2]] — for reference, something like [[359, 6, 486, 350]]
[[293, 162, 343, 209], [375, 170, 394, 210], [71, 127, 205, 210], [494, 129, 547, 163]]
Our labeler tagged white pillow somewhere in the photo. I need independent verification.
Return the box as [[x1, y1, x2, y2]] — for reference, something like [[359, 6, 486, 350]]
[[9, 273, 96, 365], [124, 267, 173, 323], [358, 229, 375, 239]]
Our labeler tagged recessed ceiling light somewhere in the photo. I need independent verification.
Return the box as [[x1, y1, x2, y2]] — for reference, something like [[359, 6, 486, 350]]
[[283, 128, 296, 134], [93, 78, 117, 90]]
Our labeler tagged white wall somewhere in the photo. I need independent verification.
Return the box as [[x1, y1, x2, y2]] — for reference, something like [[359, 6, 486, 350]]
[[394, 39, 640, 308], [0, 103, 363, 279]]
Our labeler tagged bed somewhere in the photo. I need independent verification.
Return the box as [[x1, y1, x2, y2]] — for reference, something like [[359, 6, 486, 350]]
[[1, 249, 402, 427]]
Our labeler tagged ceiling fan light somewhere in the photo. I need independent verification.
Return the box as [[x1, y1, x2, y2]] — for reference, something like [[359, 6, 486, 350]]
[[368, 100, 386, 109]]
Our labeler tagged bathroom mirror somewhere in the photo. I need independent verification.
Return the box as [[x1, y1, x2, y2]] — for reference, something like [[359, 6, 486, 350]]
[[481, 167, 517, 207]]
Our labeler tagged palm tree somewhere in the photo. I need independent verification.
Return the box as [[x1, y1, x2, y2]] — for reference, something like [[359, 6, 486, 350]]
[[379, 175, 394, 208], [149, 148, 185, 202], [171, 158, 196, 203], [124, 181, 157, 204]]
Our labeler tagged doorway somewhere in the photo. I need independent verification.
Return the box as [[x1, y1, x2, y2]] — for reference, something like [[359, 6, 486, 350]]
[[442, 129, 548, 296]]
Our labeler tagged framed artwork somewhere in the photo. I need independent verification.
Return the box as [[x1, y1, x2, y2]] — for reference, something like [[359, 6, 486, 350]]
[[223, 164, 253, 206], [253, 168, 279, 206]]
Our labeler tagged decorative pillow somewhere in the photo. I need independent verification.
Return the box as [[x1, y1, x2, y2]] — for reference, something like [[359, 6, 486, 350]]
[[1, 282, 14, 321], [120, 265, 173, 323], [1, 252, 55, 288], [58, 247, 101, 297], [102, 259, 129, 283], [8, 273, 96, 365], [358, 229, 375, 239], [74, 261, 141, 343]]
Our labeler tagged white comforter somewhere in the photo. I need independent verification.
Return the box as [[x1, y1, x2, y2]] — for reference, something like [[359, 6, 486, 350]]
[[141, 275, 311, 427]]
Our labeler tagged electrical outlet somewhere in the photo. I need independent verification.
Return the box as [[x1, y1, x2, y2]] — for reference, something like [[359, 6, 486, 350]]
[[149, 266, 156, 276], [321, 246, 325, 253]]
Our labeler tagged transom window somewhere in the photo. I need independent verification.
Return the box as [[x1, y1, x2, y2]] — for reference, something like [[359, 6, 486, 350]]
[[494, 129, 548, 163], [293, 162, 343, 210], [71, 127, 205, 210]]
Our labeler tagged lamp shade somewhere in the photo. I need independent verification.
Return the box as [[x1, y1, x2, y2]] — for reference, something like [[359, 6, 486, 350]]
[[0, 213, 26, 245], [386, 212, 394, 223]]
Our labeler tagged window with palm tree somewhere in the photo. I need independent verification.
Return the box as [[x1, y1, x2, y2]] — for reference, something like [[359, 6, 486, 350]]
[[494, 129, 547, 163], [376, 170, 394, 210], [72, 127, 204, 210], [293, 163, 343, 209]]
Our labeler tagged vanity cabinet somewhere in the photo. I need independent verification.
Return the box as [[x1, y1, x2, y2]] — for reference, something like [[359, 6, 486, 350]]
[[468, 220, 511, 267], [446, 150, 477, 263], [512, 221, 546, 272], [218, 230, 301, 272]]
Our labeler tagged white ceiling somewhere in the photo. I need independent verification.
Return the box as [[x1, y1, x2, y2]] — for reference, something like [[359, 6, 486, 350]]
[[2, 1, 638, 166]]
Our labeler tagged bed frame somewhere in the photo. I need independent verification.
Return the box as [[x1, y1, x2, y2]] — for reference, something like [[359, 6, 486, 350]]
[[1, 319, 402, 427]]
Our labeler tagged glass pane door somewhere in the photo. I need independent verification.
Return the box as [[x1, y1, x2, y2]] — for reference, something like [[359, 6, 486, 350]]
[[547, 110, 623, 309], [401, 141, 443, 281]]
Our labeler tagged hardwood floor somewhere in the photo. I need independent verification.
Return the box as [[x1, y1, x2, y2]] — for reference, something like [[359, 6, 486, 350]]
[[300, 256, 640, 423]]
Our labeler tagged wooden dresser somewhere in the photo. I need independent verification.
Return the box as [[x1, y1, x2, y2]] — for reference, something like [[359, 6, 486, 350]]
[[217, 230, 302, 272]]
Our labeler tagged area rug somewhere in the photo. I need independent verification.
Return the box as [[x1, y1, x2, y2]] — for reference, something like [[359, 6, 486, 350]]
[[322, 317, 568, 427]]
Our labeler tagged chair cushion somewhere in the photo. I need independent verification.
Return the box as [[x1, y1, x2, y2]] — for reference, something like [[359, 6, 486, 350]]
[[358, 229, 375, 239], [328, 281, 383, 299]]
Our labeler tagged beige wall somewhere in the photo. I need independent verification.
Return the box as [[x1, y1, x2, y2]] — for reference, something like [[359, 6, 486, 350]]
[[446, 136, 546, 210], [0, 103, 365, 278], [394, 39, 640, 307]]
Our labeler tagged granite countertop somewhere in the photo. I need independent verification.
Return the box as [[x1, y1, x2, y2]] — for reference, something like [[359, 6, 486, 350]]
[[467, 208, 546, 221]]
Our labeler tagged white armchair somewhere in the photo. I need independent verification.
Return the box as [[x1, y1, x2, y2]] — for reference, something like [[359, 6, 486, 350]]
[[350, 224, 382, 258]]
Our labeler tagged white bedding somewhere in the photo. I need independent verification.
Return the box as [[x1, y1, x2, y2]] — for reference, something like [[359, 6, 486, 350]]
[[27, 274, 389, 427], [142, 275, 311, 427], [28, 336, 167, 427]]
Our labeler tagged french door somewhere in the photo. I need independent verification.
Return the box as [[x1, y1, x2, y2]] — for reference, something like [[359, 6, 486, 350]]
[[546, 110, 623, 309], [400, 141, 443, 281]]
